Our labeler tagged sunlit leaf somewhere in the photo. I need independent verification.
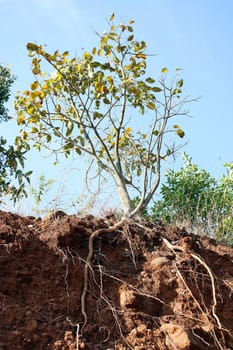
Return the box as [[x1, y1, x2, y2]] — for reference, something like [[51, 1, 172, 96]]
[[161, 67, 168, 73], [32, 67, 41, 75], [28, 115, 40, 123], [146, 102, 156, 110], [31, 127, 38, 133], [17, 114, 26, 125], [176, 129, 185, 138], [136, 53, 147, 59], [109, 12, 115, 22], [83, 52, 91, 60]]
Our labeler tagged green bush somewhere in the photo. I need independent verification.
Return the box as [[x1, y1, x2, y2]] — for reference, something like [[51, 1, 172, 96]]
[[150, 154, 233, 243]]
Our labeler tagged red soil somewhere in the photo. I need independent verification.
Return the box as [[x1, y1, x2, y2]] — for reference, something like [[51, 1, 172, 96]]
[[0, 210, 233, 349]]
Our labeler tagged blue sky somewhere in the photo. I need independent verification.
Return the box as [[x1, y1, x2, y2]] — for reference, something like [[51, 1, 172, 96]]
[[0, 0, 233, 213]]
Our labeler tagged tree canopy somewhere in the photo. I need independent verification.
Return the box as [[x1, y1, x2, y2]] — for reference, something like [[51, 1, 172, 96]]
[[15, 15, 194, 216], [0, 65, 15, 121], [0, 64, 31, 202]]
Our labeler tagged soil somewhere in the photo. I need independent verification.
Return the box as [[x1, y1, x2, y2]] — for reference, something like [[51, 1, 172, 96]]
[[0, 209, 233, 350]]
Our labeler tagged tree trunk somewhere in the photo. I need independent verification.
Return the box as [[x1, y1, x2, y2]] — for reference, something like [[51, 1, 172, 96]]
[[113, 175, 133, 216]]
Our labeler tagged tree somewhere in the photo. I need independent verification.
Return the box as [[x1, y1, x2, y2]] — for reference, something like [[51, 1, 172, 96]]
[[150, 154, 233, 241], [0, 65, 15, 121], [15, 15, 193, 217], [0, 65, 31, 202]]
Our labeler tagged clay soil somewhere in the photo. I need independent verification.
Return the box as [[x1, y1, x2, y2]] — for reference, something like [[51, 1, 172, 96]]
[[0, 210, 233, 350]]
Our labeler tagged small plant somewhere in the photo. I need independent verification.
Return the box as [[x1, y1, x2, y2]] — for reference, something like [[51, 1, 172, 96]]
[[29, 174, 55, 216]]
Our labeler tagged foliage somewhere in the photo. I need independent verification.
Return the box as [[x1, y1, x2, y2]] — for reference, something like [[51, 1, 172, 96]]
[[0, 65, 32, 203], [150, 154, 233, 242], [15, 14, 193, 217], [0, 65, 15, 121]]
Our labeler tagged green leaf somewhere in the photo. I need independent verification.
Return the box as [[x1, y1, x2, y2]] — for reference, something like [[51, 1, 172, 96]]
[[75, 147, 82, 155], [151, 87, 162, 92], [177, 79, 183, 88], [146, 77, 155, 84], [103, 97, 110, 104], [172, 88, 182, 95], [27, 42, 39, 51], [127, 35, 134, 41]]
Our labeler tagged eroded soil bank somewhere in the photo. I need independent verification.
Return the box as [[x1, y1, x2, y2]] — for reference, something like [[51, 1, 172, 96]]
[[0, 210, 233, 349]]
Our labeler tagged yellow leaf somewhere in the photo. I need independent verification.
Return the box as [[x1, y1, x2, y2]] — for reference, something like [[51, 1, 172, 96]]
[[76, 63, 82, 72], [27, 107, 35, 114], [17, 114, 26, 125], [161, 67, 168, 74], [125, 127, 132, 134], [83, 52, 91, 60], [106, 76, 113, 85], [97, 49, 103, 56], [31, 127, 38, 133], [29, 115, 40, 123], [136, 53, 147, 59], [109, 12, 115, 22], [31, 81, 39, 90], [21, 131, 28, 140], [176, 129, 185, 138], [97, 84, 106, 94], [146, 102, 156, 110], [41, 83, 48, 90]]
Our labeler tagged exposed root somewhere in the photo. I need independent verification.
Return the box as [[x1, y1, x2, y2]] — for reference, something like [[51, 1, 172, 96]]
[[162, 236, 226, 350], [80, 217, 126, 333]]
